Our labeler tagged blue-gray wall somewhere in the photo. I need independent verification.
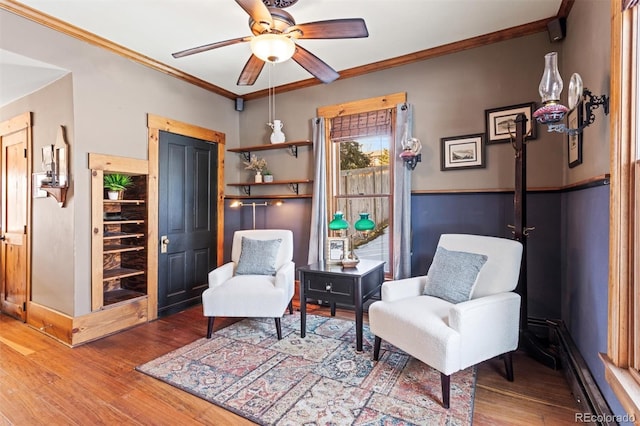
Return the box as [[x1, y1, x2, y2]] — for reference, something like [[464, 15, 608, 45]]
[[561, 184, 627, 417]]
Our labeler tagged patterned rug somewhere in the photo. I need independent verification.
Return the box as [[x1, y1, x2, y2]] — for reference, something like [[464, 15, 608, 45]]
[[136, 313, 475, 425]]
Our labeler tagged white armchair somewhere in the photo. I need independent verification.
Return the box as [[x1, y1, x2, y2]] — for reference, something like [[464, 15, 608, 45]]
[[202, 229, 295, 339], [369, 234, 523, 408]]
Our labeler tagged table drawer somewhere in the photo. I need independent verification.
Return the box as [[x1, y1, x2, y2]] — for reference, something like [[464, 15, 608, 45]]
[[304, 274, 354, 304]]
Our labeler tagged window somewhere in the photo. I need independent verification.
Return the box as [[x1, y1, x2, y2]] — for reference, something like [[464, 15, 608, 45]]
[[604, 0, 640, 417], [318, 93, 406, 278], [332, 126, 392, 273]]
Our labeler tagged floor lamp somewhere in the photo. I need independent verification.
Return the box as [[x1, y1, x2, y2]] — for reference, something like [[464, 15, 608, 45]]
[[512, 113, 559, 369]]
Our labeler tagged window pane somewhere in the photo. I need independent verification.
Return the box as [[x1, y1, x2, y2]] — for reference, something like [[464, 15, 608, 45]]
[[633, 7, 640, 373], [629, 6, 640, 372], [335, 136, 391, 196], [333, 134, 391, 273], [635, 161, 640, 371]]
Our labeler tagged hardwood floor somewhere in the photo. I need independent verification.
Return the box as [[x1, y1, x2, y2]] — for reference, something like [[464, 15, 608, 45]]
[[0, 303, 581, 425]]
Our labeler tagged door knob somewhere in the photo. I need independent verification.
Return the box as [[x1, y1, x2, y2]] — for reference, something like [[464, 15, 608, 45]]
[[161, 236, 170, 253]]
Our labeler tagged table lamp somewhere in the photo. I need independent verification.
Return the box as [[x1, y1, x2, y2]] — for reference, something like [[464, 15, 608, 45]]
[[328, 211, 375, 268]]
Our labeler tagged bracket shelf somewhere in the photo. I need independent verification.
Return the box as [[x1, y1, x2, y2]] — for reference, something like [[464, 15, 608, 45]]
[[227, 140, 312, 160], [227, 179, 313, 196]]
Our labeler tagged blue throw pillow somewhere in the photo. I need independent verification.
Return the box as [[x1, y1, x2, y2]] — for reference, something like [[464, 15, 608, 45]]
[[235, 237, 282, 276], [423, 246, 488, 303]]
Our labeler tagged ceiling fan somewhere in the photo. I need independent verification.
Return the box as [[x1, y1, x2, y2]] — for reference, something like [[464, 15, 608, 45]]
[[171, 0, 369, 86]]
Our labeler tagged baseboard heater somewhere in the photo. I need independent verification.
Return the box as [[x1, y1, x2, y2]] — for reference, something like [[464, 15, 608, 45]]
[[532, 318, 615, 425]]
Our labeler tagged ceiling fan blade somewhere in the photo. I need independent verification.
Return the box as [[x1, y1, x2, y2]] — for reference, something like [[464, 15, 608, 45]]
[[292, 45, 340, 84], [286, 19, 368, 39], [235, 0, 273, 28], [237, 54, 266, 86], [172, 37, 250, 58]]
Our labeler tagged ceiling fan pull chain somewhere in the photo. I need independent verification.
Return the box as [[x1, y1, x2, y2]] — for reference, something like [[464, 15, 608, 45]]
[[272, 64, 276, 123], [268, 63, 273, 125]]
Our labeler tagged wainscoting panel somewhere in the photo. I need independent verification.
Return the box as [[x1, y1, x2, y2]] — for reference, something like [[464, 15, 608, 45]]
[[411, 191, 562, 320]]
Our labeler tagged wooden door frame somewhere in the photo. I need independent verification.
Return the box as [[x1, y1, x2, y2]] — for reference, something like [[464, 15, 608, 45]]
[[0, 112, 32, 321], [147, 114, 225, 321]]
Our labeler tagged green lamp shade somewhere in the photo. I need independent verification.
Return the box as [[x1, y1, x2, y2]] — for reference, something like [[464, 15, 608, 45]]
[[329, 211, 349, 231], [354, 213, 375, 232]]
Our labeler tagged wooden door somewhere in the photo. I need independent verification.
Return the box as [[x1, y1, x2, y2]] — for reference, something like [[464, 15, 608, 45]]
[[1, 113, 31, 321], [157, 131, 218, 317]]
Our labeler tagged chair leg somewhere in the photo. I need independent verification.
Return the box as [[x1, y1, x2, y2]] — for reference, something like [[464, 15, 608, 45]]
[[503, 351, 514, 382], [275, 317, 282, 340], [373, 336, 381, 361], [288, 300, 293, 314], [206, 317, 214, 338], [441, 373, 450, 409]]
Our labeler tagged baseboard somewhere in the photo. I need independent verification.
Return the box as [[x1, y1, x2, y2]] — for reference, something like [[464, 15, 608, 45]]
[[545, 319, 615, 425], [27, 301, 74, 346], [27, 298, 149, 347]]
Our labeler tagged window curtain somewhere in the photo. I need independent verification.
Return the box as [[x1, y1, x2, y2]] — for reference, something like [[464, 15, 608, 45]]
[[307, 117, 328, 264], [392, 103, 413, 279]]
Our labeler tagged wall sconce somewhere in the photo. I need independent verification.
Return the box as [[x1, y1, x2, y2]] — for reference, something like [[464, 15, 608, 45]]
[[230, 200, 284, 229], [399, 137, 422, 170], [532, 52, 609, 135], [38, 125, 69, 207]]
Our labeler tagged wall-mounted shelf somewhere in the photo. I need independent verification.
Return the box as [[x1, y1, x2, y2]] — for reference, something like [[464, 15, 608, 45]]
[[227, 179, 313, 196], [228, 140, 313, 197], [227, 140, 312, 160], [40, 184, 67, 207]]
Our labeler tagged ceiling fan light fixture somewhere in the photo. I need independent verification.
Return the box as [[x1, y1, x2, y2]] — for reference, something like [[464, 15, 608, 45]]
[[250, 33, 295, 63]]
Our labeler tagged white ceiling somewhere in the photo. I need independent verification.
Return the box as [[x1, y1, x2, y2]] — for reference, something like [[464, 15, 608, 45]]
[[0, 48, 69, 107], [1, 0, 563, 105]]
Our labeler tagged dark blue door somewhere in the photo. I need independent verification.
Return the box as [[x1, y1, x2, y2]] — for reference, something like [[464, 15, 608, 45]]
[[158, 130, 218, 317]]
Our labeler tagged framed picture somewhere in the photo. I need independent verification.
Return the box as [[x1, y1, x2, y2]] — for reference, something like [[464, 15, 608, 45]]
[[568, 102, 583, 168], [440, 133, 486, 171], [485, 102, 537, 144], [326, 237, 348, 264]]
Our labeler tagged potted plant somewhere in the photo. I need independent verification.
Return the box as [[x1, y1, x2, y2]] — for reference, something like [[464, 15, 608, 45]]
[[243, 155, 267, 183], [263, 169, 274, 183], [104, 173, 133, 200]]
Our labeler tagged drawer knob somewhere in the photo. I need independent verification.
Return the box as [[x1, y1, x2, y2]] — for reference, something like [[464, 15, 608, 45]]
[[325, 283, 332, 291]]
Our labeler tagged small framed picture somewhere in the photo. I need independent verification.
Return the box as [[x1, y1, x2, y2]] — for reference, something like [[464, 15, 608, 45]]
[[440, 133, 486, 171], [568, 102, 583, 168], [485, 102, 537, 144], [326, 237, 348, 264]]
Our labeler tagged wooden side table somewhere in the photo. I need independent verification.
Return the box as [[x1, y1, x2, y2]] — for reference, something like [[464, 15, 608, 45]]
[[298, 259, 385, 351]]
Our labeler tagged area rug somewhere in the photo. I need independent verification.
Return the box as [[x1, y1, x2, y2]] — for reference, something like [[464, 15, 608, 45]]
[[136, 313, 475, 425]]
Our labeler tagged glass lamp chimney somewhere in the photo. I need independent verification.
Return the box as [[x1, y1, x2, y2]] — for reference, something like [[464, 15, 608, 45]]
[[539, 52, 563, 105]]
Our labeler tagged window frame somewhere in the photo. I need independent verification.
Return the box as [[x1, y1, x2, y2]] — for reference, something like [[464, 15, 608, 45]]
[[602, 0, 640, 417], [317, 93, 406, 279]]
